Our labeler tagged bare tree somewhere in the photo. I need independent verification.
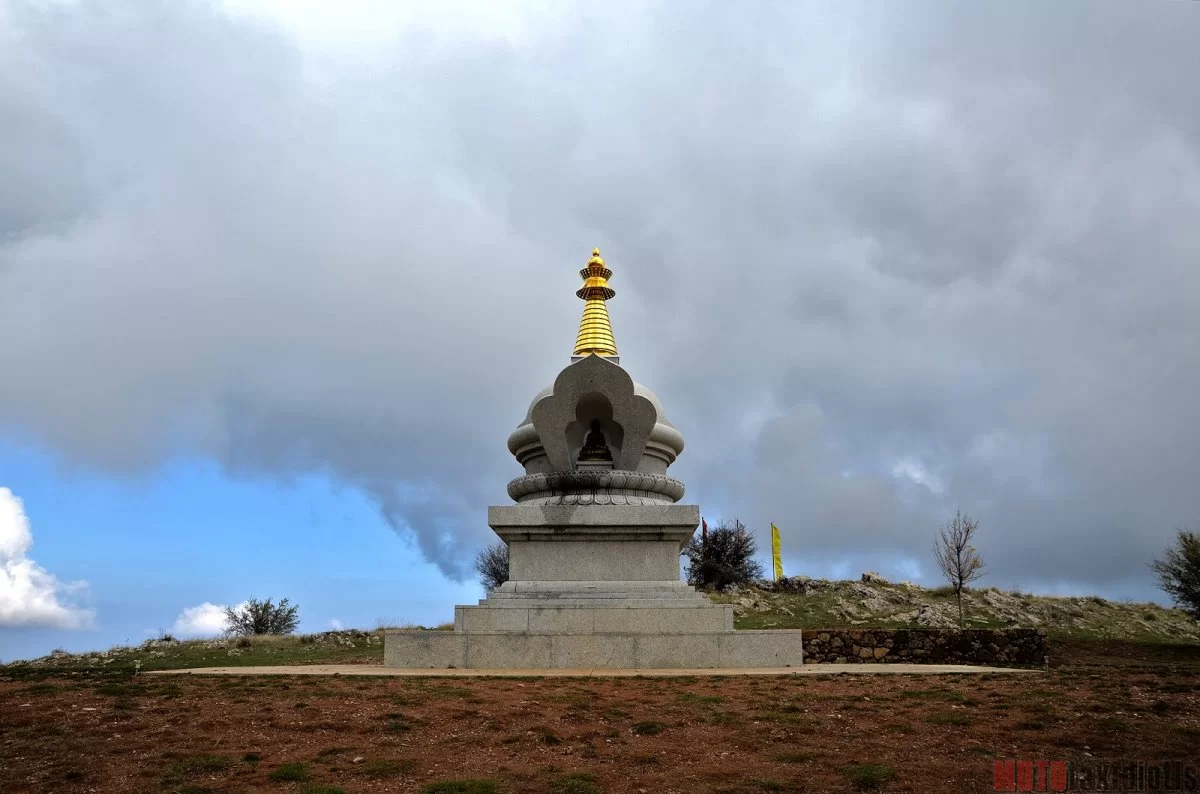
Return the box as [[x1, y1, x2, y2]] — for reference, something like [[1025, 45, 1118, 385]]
[[474, 541, 509, 592], [933, 511, 986, 629]]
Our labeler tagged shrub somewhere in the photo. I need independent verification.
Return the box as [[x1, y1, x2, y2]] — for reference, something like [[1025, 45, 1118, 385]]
[[1151, 530, 1200, 620], [681, 519, 764, 590], [474, 541, 509, 591], [225, 598, 300, 636]]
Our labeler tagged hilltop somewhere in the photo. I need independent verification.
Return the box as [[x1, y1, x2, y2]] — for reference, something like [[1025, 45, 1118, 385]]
[[715, 575, 1200, 642], [3, 577, 1197, 678]]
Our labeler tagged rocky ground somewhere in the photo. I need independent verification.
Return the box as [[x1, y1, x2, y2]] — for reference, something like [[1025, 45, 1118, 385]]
[[2, 638, 1199, 794], [3, 588, 1199, 793], [717, 576, 1200, 642]]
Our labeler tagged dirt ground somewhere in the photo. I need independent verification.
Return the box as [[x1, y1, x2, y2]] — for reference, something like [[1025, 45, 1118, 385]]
[[2, 640, 1198, 794]]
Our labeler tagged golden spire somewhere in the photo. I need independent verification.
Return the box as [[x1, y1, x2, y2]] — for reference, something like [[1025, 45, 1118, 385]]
[[573, 248, 618, 357]]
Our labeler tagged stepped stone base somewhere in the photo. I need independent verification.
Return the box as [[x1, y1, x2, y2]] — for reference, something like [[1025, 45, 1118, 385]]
[[383, 503, 804, 669], [457, 580, 733, 634], [383, 629, 804, 669]]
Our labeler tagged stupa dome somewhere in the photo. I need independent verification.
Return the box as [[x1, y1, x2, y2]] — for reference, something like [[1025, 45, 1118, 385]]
[[506, 249, 684, 480], [509, 374, 685, 477]]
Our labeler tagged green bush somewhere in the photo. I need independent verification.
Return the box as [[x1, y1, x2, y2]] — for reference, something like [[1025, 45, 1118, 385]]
[[681, 519, 763, 590], [225, 598, 300, 636], [1152, 530, 1200, 619]]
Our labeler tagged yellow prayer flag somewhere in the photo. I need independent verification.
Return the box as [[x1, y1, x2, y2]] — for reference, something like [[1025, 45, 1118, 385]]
[[770, 523, 784, 581]]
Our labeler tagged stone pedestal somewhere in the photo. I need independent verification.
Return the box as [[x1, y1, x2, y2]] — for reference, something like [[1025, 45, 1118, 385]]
[[384, 502, 803, 669], [382, 351, 802, 669]]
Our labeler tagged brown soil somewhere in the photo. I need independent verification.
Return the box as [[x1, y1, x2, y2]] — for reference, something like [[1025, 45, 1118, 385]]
[[3, 640, 1199, 794]]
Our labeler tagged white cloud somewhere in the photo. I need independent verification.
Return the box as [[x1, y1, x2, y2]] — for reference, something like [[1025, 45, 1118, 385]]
[[172, 601, 240, 637], [0, 487, 93, 629], [329, 618, 343, 630], [891, 458, 945, 495]]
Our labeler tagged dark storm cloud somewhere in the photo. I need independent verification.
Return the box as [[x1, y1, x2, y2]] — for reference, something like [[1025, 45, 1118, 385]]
[[1, 0, 1197, 593]]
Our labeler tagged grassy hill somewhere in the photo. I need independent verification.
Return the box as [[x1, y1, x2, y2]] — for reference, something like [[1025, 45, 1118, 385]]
[[1, 630, 386, 680], [4, 579, 1196, 679], [713, 576, 1200, 642]]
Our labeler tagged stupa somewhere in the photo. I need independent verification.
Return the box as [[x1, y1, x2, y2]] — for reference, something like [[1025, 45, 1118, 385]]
[[384, 249, 803, 668]]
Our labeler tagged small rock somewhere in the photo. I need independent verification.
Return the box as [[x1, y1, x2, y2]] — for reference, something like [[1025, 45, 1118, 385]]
[[861, 571, 889, 584], [352, 756, 364, 764]]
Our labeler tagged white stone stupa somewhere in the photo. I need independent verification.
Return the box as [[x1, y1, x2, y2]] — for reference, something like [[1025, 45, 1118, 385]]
[[384, 249, 803, 668]]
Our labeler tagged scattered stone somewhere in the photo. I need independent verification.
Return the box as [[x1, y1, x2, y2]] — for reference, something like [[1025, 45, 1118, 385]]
[[800, 628, 1047, 665]]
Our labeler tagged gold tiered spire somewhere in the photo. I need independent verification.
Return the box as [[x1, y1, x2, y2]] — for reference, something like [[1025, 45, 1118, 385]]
[[573, 248, 618, 357]]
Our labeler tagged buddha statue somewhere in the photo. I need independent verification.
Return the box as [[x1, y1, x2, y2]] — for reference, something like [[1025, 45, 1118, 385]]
[[577, 419, 613, 463]]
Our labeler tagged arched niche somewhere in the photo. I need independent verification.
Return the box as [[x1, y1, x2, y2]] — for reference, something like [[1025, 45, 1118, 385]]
[[566, 391, 626, 468], [530, 355, 657, 472]]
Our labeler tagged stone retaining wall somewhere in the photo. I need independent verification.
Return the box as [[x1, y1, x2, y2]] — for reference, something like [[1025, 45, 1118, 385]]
[[800, 628, 1047, 666]]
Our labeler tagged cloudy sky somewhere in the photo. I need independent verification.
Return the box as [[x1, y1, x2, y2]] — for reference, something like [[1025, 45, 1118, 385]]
[[2, 0, 1198, 660]]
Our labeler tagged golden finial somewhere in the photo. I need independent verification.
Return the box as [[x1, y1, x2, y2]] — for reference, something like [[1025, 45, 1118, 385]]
[[573, 247, 618, 358]]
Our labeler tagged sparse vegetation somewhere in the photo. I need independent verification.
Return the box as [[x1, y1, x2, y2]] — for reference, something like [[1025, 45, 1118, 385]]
[[161, 754, 232, 786], [361, 758, 417, 778], [474, 541, 510, 592], [632, 720, 668, 735], [845, 763, 895, 790], [1152, 530, 1200, 620], [531, 725, 561, 745], [1, 630, 383, 678], [712, 579, 1200, 642], [383, 711, 413, 733], [681, 518, 764, 590], [269, 762, 309, 782], [225, 597, 300, 636], [933, 510, 987, 629], [550, 771, 601, 794], [4, 646, 1200, 792], [421, 781, 500, 794], [926, 711, 972, 726]]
